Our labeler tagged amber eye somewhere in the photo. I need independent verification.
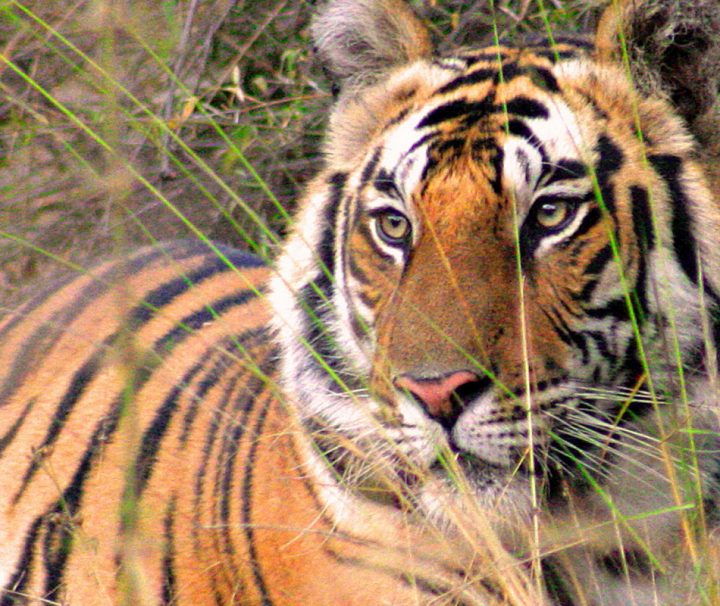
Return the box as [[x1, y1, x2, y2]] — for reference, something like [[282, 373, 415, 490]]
[[375, 211, 411, 245], [535, 199, 573, 229]]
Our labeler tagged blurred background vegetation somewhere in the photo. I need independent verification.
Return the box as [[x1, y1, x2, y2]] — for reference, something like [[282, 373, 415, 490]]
[[0, 0, 592, 300]]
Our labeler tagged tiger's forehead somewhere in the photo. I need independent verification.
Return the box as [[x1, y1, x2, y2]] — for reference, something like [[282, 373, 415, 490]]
[[360, 45, 589, 219]]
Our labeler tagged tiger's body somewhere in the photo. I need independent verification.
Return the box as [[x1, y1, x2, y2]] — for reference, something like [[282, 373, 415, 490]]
[[3, 0, 720, 604], [0, 242, 491, 605]]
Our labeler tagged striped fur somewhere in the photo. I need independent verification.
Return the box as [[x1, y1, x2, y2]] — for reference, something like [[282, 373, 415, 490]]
[[0, 241, 508, 605], [3, 1, 720, 604]]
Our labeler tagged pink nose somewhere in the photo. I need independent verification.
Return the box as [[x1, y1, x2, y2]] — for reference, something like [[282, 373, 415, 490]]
[[395, 371, 479, 420]]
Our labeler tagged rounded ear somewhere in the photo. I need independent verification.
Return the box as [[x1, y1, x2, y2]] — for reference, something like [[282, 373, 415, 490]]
[[311, 0, 433, 94], [594, 0, 720, 130]]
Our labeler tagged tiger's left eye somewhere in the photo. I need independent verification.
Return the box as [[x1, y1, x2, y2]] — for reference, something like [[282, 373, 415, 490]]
[[375, 211, 411, 245], [535, 200, 573, 229]]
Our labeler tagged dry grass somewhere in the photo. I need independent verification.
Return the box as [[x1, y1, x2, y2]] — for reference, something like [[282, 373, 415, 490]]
[[1, 0, 321, 295], [0, 0, 589, 298]]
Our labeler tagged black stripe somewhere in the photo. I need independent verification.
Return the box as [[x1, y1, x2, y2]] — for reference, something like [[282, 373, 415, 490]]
[[586, 297, 631, 321], [373, 168, 400, 198], [461, 49, 510, 64], [298, 278, 335, 353], [0, 398, 35, 456], [383, 107, 411, 129], [0, 242, 185, 346], [161, 496, 178, 605], [418, 98, 495, 129], [318, 172, 346, 275], [594, 135, 624, 216], [435, 67, 495, 95], [137, 323, 266, 497], [632, 252, 649, 321], [542, 558, 576, 606], [503, 96, 549, 119], [577, 244, 613, 302], [620, 340, 650, 415], [356, 287, 381, 310], [407, 132, 440, 157], [533, 49, 580, 62], [0, 244, 258, 417], [359, 147, 382, 188], [629, 185, 654, 252], [296, 275, 361, 393], [241, 389, 276, 606], [11, 345, 108, 504], [526, 66, 560, 93], [347, 252, 371, 286], [648, 154, 698, 284], [194, 370, 242, 516], [1, 517, 44, 605], [629, 186, 651, 319], [490, 146, 505, 194], [433, 137, 468, 157], [472, 137, 497, 152]]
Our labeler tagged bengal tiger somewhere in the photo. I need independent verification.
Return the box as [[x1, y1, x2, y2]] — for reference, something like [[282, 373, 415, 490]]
[[2, 0, 720, 604]]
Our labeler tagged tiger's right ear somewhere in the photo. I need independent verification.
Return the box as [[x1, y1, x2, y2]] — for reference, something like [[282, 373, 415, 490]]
[[311, 0, 433, 94]]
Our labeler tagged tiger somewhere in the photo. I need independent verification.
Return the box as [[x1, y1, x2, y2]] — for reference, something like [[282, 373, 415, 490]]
[[2, 0, 720, 604]]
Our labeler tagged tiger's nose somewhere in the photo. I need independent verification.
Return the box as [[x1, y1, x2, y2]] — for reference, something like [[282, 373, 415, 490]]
[[395, 370, 480, 428]]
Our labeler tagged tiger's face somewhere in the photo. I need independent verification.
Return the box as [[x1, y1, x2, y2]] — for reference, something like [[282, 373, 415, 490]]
[[271, 8, 717, 521]]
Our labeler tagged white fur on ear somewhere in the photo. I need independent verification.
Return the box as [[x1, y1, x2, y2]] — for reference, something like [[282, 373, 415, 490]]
[[311, 0, 433, 91]]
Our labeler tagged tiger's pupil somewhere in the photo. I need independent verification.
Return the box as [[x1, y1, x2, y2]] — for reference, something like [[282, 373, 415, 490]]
[[536, 200, 569, 229], [377, 212, 411, 243]]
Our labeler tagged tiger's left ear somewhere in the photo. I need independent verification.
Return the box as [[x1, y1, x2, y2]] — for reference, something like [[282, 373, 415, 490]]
[[594, 0, 720, 138], [311, 0, 433, 95]]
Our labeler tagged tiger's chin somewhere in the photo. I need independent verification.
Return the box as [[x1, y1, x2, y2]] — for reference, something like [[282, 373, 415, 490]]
[[335, 436, 534, 527], [415, 458, 535, 540]]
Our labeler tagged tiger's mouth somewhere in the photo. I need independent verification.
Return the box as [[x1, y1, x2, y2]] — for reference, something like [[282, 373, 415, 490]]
[[395, 375, 567, 499]]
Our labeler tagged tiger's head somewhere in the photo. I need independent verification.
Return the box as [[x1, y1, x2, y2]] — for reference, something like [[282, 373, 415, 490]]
[[270, 0, 720, 523]]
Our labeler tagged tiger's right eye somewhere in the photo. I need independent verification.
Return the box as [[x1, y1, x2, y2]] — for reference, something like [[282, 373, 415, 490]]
[[374, 211, 411, 246]]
